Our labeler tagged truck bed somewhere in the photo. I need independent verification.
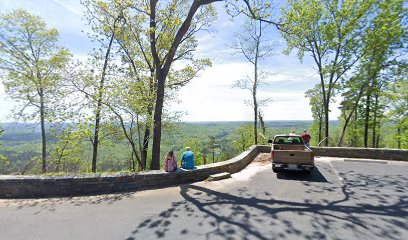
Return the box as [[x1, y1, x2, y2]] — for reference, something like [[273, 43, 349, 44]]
[[273, 149, 314, 164], [271, 143, 314, 172]]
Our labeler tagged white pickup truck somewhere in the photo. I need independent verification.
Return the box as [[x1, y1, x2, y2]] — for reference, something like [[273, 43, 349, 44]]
[[268, 135, 314, 173]]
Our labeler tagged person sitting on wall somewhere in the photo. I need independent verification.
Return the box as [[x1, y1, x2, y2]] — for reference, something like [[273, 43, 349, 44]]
[[181, 146, 195, 170], [164, 150, 177, 172]]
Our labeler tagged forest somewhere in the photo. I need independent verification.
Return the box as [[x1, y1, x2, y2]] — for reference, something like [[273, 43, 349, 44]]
[[0, 121, 316, 174], [0, 0, 406, 175]]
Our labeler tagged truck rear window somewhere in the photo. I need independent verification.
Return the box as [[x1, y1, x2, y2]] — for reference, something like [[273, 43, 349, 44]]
[[274, 136, 303, 145]]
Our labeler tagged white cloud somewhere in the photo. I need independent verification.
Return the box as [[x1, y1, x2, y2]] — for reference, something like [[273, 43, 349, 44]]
[[169, 63, 252, 121], [50, 0, 83, 16]]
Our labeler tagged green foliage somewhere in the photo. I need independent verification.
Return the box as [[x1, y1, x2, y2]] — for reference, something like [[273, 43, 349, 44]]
[[49, 124, 92, 173], [281, 0, 378, 145], [232, 124, 255, 152], [0, 9, 72, 172], [0, 121, 346, 175], [0, 9, 72, 121], [79, 0, 217, 170], [0, 0, 406, 177], [305, 84, 325, 145], [335, 0, 406, 148], [386, 61, 408, 149], [0, 141, 42, 175], [0, 125, 9, 174]]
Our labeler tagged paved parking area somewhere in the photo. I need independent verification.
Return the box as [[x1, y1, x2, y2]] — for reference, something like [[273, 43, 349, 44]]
[[0, 155, 407, 240]]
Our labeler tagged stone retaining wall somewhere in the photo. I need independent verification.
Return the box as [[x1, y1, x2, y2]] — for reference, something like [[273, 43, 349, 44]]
[[310, 147, 408, 161], [0, 146, 259, 198], [1, 145, 407, 198], [258, 145, 408, 161]]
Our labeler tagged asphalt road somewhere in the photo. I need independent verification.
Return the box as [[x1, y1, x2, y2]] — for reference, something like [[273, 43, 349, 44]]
[[0, 155, 407, 240]]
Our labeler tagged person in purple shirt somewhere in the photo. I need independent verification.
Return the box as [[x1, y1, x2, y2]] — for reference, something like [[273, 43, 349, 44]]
[[301, 130, 311, 147], [181, 147, 195, 169]]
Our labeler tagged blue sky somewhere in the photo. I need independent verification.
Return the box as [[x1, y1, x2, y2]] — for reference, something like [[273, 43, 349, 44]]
[[0, 0, 341, 122]]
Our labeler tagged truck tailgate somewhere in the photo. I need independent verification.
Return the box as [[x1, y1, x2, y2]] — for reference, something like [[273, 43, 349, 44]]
[[273, 150, 313, 164]]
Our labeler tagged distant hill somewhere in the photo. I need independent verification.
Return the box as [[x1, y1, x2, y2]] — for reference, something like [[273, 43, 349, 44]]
[[0, 120, 339, 143]]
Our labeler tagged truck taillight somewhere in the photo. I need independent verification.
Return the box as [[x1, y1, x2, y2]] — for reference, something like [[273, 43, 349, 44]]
[[271, 150, 275, 160]]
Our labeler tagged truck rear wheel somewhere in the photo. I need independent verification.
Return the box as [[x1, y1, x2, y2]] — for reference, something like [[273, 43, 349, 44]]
[[304, 168, 313, 174]]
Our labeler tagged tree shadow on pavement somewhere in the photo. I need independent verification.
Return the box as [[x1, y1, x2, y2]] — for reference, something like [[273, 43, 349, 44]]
[[276, 167, 328, 182], [126, 171, 408, 240], [3, 192, 134, 214]]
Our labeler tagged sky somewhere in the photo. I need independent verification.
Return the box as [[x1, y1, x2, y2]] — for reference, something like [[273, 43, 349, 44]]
[[0, 0, 341, 122]]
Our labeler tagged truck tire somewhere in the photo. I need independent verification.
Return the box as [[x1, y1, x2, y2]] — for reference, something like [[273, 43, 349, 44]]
[[304, 169, 312, 174]]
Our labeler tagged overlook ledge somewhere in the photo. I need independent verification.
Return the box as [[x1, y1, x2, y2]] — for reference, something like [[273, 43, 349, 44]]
[[0, 146, 407, 198]]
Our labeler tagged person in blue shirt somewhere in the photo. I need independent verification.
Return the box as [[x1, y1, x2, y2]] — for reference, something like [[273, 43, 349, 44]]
[[181, 146, 195, 169]]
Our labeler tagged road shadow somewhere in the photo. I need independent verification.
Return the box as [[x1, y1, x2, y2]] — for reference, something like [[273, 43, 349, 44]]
[[3, 192, 134, 214], [126, 171, 408, 240], [276, 167, 328, 182]]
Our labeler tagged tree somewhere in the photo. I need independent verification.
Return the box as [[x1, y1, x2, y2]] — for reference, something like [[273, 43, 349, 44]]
[[232, 123, 254, 152], [101, 76, 150, 171], [258, 110, 266, 142], [81, 0, 212, 170], [81, 0, 283, 170], [360, 0, 405, 148], [125, 0, 218, 169], [386, 61, 408, 149], [111, 7, 156, 169], [0, 9, 72, 173], [338, 0, 406, 147], [280, 0, 377, 146], [305, 84, 325, 145], [81, 0, 126, 172], [49, 123, 91, 173], [337, 74, 367, 146], [231, 16, 274, 145]]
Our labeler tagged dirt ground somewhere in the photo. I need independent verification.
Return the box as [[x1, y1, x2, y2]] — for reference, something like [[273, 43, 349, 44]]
[[252, 153, 271, 164]]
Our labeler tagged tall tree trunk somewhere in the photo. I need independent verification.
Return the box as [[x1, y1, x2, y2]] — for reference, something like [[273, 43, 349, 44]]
[[338, 114, 349, 147], [141, 77, 155, 169], [39, 89, 47, 173], [318, 111, 322, 143], [324, 101, 329, 146], [151, 72, 165, 170], [397, 127, 401, 149], [253, 60, 258, 145], [91, 31, 115, 173], [352, 109, 358, 147], [252, 24, 260, 145], [129, 150, 134, 171], [376, 133, 380, 148], [91, 105, 101, 173], [142, 125, 150, 169], [338, 112, 354, 147], [150, 0, 216, 169], [338, 82, 367, 146], [372, 94, 379, 148], [259, 111, 266, 135], [253, 100, 258, 145], [318, 71, 329, 146], [364, 81, 372, 148]]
